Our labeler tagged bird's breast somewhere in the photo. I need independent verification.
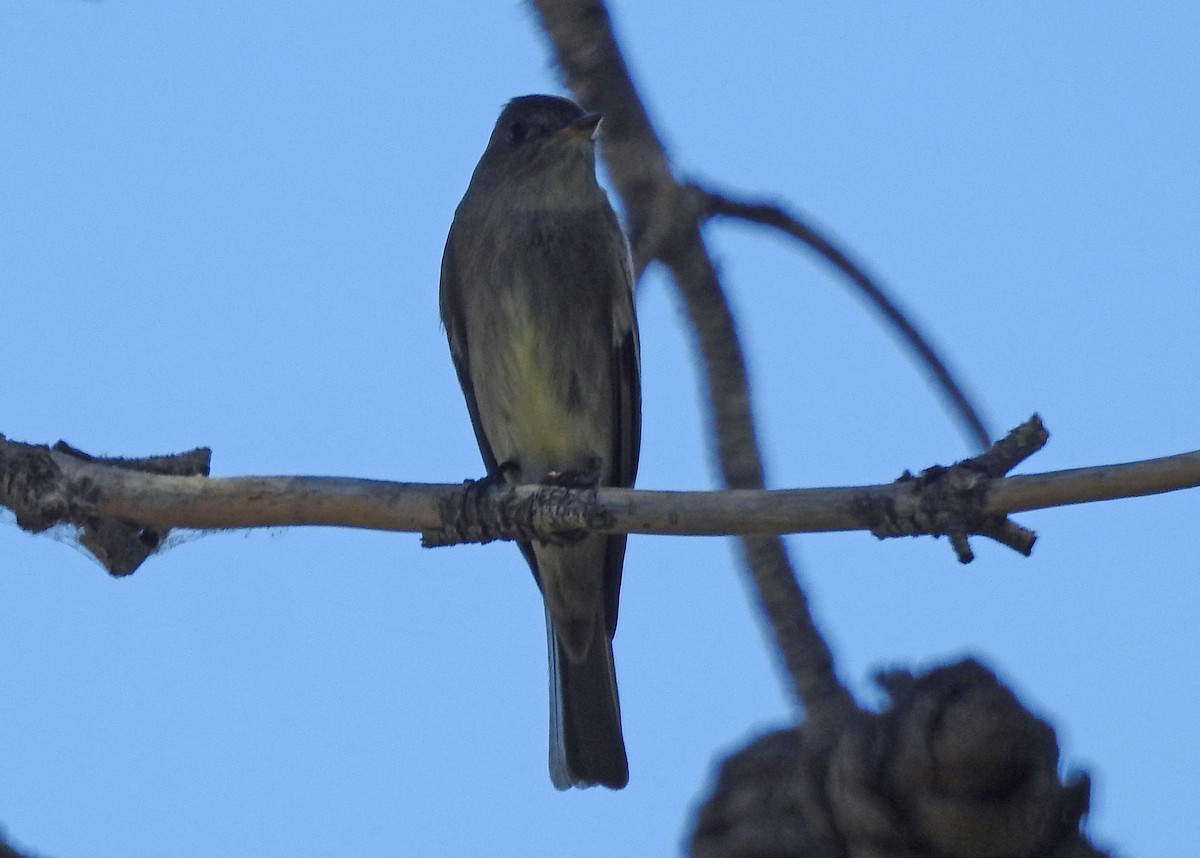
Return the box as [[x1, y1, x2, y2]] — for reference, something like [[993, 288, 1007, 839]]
[[470, 284, 611, 481]]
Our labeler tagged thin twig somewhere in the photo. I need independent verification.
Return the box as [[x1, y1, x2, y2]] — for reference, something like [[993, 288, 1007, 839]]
[[693, 185, 991, 451]]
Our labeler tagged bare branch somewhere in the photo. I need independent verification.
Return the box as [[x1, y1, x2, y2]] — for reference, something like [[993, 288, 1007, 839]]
[[692, 184, 992, 451], [6, 417, 1198, 575], [989, 452, 1200, 513]]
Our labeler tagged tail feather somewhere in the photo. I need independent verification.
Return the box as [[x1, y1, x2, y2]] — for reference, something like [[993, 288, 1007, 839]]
[[546, 607, 628, 789]]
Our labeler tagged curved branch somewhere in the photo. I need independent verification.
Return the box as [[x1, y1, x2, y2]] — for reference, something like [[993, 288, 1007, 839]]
[[692, 185, 992, 451]]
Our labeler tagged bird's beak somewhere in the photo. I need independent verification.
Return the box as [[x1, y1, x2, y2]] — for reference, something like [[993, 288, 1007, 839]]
[[563, 111, 603, 140]]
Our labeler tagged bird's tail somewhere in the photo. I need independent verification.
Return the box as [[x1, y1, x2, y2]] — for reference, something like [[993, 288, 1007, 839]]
[[546, 606, 629, 789]]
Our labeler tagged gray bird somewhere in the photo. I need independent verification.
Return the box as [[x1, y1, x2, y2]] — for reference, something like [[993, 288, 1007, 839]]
[[440, 94, 640, 789]]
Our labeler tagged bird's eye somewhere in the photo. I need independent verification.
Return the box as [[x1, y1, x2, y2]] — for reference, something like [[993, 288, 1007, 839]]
[[508, 121, 528, 146]]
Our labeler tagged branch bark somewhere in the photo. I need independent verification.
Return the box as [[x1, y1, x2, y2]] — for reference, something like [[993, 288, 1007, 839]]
[[5, 417, 1197, 574], [691, 660, 1105, 858]]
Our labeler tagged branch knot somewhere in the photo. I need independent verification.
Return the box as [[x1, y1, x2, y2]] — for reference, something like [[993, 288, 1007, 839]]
[[691, 659, 1104, 857], [422, 479, 615, 549], [856, 416, 1048, 562]]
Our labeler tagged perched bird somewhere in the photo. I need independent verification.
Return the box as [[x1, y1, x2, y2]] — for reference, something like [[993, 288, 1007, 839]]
[[440, 94, 641, 789]]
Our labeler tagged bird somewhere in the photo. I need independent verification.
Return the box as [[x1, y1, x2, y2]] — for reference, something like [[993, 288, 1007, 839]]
[[439, 94, 641, 789]]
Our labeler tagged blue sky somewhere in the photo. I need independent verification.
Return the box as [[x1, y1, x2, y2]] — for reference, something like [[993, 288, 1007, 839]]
[[3, 2, 1198, 856]]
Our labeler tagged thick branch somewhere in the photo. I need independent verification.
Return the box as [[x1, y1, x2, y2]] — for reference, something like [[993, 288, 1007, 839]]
[[692, 659, 1106, 858]]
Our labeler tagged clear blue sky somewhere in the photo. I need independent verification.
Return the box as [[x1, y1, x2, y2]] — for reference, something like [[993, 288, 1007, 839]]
[[3, 3, 1198, 856]]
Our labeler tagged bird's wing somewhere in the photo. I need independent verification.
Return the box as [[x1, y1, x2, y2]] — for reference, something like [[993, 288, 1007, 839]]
[[440, 223, 501, 478], [603, 225, 642, 635]]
